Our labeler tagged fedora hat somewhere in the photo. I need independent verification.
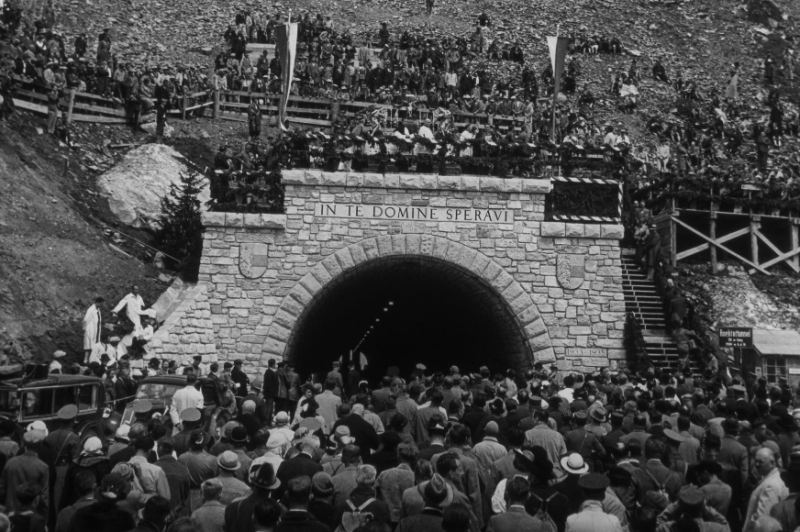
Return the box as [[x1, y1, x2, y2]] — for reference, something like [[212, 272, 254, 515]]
[[561, 453, 589, 475], [217, 451, 241, 471], [420, 474, 453, 508], [250, 462, 280, 490]]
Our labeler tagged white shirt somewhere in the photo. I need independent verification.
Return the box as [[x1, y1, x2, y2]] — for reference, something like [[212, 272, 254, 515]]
[[418, 125, 435, 141], [558, 388, 574, 404], [603, 132, 618, 147], [113, 293, 148, 331], [267, 426, 295, 457], [169, 385, 204, 424]]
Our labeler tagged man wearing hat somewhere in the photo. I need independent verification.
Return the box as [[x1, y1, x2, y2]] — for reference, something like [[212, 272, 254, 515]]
[[230, 360, 249, 397], [719, 417, 749, 489], [565, 411, 606, 467], [67, 473, 136, 531], [396, 474, 452, 532], [229, 426, 253, 482], [224, 462, 281, 532], [214, 451, 249, 505], [566, 473, 622, 532], [0, 429, 49, 518], [418, 416, 448, 462], [657, 486, 730, 532], [177, 429, 217, 513], [693, 459, 731, 517], [173, 408, 203, 456], [43, 403, 80, 519]]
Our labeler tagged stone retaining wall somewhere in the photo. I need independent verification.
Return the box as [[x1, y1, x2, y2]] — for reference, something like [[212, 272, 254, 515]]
[[150, 170, 626, 378]]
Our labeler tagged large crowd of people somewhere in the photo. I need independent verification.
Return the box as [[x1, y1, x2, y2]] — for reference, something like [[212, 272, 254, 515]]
[[3, 350, 800, 532]]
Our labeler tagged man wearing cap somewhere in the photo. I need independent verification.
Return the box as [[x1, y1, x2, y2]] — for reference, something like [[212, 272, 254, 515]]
[[215, 451, 249, 505], [566, 473, 623, 532], [396, 474, 451, 532], [656, 486, 730, 532], [42, 403, 81, 519], [170, 374, 204, 432], [178, 430, 218, 513], [0, 429, 49, 518], [173, 408, 204, 455]]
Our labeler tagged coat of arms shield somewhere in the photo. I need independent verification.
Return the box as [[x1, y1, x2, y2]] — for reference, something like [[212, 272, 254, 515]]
[[556, 254, 585, 290], [239, 243, 269, 279]]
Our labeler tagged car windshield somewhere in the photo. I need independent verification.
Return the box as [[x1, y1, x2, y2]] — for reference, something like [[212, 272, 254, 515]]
[[136, 383, 178, 403]]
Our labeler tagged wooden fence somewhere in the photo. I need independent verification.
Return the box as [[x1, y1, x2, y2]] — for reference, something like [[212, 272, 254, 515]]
[[10, 77, 536, 134]]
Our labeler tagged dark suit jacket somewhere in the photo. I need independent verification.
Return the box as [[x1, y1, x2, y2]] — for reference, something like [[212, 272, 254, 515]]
[[487, 506, 543, 532], [397, 508, 444, 532], [274, 510, 331, 532], [154, 455, 191, 516], [332, 415, 379, 460], [276, 454, 323, 498]]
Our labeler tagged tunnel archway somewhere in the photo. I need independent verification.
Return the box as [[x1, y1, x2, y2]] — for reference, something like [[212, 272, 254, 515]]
[[262, 236, 554, 380]]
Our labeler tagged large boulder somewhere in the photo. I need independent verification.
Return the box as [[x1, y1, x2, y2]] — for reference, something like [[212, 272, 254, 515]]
[[98, 144, 210, 230]]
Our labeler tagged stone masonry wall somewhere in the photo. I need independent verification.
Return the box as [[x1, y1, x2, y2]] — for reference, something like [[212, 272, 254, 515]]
[[152, 170, 626, 379]]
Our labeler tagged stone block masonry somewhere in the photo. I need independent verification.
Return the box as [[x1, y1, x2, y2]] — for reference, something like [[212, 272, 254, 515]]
[[151, 170, 626, 379]]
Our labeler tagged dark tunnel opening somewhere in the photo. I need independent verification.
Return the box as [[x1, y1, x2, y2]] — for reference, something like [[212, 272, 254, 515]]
[[284, 256, 533, 382]]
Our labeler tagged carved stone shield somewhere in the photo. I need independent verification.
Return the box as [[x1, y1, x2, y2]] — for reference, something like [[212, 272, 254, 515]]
[[239, 243, 269, 279], [556, 254, 585, 290]]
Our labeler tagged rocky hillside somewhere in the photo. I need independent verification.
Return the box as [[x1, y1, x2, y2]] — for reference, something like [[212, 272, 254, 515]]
[[0, 114, 167, 364]]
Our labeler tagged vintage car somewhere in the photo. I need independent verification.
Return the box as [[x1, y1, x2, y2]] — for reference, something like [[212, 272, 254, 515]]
[[0, 368, 119, 443], [121, 375, 234, 436]]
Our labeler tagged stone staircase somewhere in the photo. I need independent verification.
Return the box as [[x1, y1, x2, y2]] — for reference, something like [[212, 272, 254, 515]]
[[620, 250, 684, 370]]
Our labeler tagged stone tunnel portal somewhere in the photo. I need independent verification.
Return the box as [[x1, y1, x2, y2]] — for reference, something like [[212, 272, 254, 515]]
[[283, 255, 532, 381]]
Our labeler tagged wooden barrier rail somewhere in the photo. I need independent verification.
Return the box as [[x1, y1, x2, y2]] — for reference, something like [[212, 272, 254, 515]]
[[11, 77, 540, 136]]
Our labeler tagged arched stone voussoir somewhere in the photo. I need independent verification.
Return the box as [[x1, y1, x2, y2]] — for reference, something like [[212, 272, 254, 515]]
[[262, 235, 555, 364]]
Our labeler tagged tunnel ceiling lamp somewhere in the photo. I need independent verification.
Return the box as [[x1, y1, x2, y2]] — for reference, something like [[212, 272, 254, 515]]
[[375, 318, 380, 322], [388, 301, 394, 306], [370, 326, 374, 329], [383, 308, 388, 312]]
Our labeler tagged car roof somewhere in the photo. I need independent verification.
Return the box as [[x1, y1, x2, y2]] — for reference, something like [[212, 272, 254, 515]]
[[138, 375, 188, 386], [0, 374, 104, 390]]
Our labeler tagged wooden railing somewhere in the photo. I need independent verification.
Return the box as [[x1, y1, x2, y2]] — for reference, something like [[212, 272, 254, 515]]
[[10, 77, 537, 134]]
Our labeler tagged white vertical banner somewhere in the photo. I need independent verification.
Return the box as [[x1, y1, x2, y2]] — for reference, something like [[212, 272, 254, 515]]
[[275, 22, 298, 131]]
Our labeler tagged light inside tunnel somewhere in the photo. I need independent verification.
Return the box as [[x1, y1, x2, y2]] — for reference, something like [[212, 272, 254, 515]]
[[283, 256, 533, 381]]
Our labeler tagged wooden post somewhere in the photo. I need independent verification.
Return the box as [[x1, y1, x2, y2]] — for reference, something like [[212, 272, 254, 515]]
[[710, 203, 718, 275], [66, 89, 75, 124], [331, 100, 340, 127], [670, 211, 678, 267], [791, 220, 799, 272], [750, 215, 761, 268], [212, 90, 219, 119]]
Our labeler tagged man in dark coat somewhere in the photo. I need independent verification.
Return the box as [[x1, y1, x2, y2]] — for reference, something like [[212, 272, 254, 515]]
[[263, 359, 280, 424], [154, 439, 191, 517], [332, 403, 380, 461], [275, 476, 331, 532], [67, 473, 136, 532], [276, 441, 323, 500], [225, 462, 282, 532], [231, 360, 250, 397], [396, 474, 450, 532]]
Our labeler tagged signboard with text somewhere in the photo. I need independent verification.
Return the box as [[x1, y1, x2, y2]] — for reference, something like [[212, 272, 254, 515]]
[[719, 327, 753, 348], [315, 203, 514, 224]]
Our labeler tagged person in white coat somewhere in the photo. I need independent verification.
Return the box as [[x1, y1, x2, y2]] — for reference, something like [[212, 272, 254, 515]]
[[112, 285, 154, 333], [82, 296, 104, 364]]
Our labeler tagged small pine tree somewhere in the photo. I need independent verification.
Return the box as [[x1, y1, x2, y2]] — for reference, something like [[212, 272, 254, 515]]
[[157, 170, 205, 281]]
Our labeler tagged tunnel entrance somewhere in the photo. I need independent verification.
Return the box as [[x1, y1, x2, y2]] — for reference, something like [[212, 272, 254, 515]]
[[283, 256, 533, 382]]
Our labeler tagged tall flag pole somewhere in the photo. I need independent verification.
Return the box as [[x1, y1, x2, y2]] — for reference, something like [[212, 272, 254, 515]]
[[547, 28, 569, 144], [275, 16, 298, 134]]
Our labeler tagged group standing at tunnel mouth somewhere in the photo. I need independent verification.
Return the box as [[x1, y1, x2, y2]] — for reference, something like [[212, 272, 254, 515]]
[[3, 349, 800, 532]]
